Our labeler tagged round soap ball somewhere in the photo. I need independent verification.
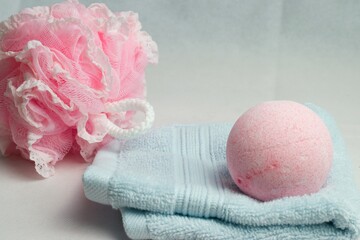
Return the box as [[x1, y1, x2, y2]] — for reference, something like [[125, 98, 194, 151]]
[[226, 101, 333, 201]]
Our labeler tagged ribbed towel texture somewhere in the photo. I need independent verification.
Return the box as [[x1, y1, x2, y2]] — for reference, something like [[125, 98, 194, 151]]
[[83, 104, 360, 240]]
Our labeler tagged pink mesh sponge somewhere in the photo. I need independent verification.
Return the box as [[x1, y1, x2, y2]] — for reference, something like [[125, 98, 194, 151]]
[[226, 101, 333, 201], [0, 0, 158, 177]]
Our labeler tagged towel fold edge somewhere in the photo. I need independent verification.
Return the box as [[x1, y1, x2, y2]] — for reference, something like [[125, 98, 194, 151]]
[[121, 208, 150, 239]]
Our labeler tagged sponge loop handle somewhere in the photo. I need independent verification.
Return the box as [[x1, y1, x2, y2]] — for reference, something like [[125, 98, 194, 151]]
[[104, 99, 155, 138]]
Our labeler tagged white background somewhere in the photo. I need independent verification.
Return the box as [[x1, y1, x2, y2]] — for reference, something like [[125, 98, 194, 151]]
[[0, 1, 359, 239]]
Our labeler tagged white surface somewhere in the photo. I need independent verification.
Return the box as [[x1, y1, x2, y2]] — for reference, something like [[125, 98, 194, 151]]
[[0, 1, 360, 239]]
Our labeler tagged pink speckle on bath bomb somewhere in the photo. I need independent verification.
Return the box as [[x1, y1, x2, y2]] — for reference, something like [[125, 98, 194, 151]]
[[226, 101, 333, 201]]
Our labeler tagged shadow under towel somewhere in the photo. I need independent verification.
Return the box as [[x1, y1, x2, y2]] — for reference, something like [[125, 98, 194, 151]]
[[83, 103, 360, 240]]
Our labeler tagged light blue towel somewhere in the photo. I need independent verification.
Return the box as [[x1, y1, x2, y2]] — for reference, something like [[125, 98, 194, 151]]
[[83, 104, 360, 240]]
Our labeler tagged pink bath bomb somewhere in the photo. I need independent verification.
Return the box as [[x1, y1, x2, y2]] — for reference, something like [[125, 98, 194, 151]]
[[226, 101, 333, 201]]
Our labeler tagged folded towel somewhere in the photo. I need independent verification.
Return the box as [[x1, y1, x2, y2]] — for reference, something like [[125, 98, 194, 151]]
[[83, 103, 360, 240]]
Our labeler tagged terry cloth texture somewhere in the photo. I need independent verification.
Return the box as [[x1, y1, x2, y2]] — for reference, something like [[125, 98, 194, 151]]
[[83, 103, 360, 240]]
